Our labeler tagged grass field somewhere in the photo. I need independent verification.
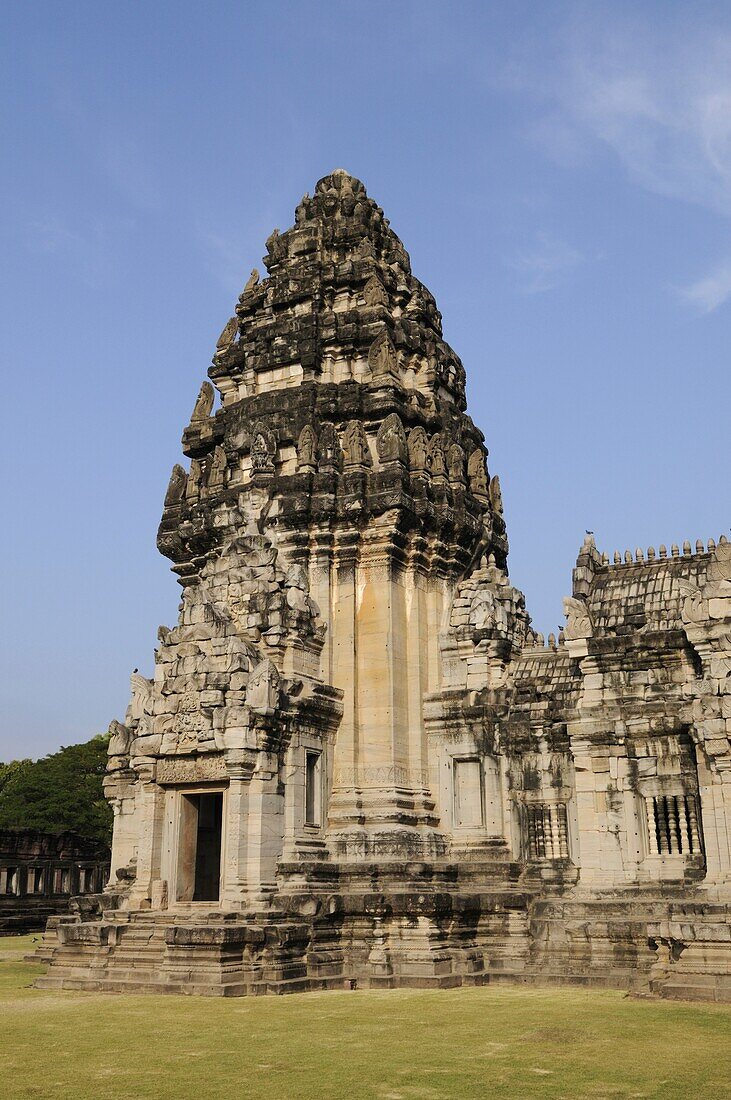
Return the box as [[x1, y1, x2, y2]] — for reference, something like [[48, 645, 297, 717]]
[[2, 934, 729, 1100]]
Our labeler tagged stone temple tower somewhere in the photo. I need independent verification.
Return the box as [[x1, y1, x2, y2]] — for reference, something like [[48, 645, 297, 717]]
[[36, 172, 731, 999], [129, 166, 525, 905]]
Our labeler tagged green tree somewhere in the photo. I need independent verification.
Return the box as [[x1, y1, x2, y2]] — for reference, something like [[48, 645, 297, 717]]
[[0, 758, 32, 795], [0, 735, 112, 847]]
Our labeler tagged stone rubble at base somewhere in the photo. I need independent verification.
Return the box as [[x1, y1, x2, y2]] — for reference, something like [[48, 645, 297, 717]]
[[35, 171, 731, 1000]]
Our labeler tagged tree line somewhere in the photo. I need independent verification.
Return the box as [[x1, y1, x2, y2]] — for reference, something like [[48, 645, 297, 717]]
[[0, 735, 113, 847]]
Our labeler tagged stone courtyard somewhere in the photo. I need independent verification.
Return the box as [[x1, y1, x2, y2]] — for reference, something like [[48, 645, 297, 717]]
[[34, 170, 731, 1000]]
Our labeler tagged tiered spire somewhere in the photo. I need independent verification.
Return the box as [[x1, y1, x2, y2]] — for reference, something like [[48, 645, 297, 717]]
[[208, 168, 467, 412]]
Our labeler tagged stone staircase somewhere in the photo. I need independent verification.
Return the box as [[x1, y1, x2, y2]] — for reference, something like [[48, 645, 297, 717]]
[[33, 909, 349, 997], [34, 913, 170, 994]]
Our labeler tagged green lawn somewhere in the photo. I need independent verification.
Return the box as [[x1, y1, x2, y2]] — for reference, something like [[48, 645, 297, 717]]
[[2, 934, 729, 1100]]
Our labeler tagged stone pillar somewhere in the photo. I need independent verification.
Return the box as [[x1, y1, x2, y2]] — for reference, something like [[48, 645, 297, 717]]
[[127, 767, 166, 908], [405, 569, 438, 823], [220, 773, 252, 909], [330, 531, 359, 777], [681, 541, 731, 888], [696, 747, 731, 885], [327, 526, 445, 858], [103, 768, 139, 888], [309, 526, 334, 680], [243, 751, 285, 905]]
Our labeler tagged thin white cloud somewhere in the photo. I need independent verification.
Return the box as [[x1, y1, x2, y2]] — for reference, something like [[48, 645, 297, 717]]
[[529, 15, 731, 218], [678, 261, 731, 314], [504, 10, 731, 314], [509, 230, 583, 293]]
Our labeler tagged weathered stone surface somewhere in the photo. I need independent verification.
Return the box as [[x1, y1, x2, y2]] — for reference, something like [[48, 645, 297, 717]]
[[36, 172, 731, 1001]]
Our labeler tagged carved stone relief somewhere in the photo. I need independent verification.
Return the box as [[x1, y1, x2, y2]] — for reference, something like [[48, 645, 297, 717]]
[[467, 448, 489, 498], [297, 424, 318, 470], [343, 420, 372, 468], [216, 317, 239, 353], [190, 381, 215, 422], [368, 329, 398, 379], [407, 426, 429, 473], [376, 413, 407, 465], [317, 424, 343, 473], [164, 464, 188, 507]]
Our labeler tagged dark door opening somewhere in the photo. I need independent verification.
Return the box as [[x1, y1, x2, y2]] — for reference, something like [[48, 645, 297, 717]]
[[177, 791, 223, 902]]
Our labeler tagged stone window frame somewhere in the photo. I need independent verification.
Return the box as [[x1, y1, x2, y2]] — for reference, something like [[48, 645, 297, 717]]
[[297, 730, 329, 836], [77, 865, 97, 894], [637, 778, 704, 862], [52, 866, 72, 895], [26, 866, 45, 895], [281, 730, 332, 855], [436, 739, 506, 840], [0, 866, 20, 895], [304, 749, 323, 828], [520, 800, 571, 862]]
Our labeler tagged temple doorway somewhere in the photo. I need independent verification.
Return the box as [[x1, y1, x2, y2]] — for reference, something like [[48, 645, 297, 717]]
[[176, 791, 223, 902]]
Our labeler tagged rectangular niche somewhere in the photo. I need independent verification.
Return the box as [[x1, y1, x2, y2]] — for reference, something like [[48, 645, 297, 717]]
[[453, 758, 484, 829]]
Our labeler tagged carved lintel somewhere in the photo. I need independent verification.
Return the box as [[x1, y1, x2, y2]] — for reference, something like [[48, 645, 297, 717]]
[[157, 755, 228, 785]]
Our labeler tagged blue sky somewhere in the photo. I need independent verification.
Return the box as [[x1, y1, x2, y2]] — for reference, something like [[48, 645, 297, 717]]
[[1, 2, 729, 759]]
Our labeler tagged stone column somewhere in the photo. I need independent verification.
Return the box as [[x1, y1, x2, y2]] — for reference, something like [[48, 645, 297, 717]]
[[328, 524, 445, 859], [696, 746, 731, 885], [243, 751, 285, 905], [309, 526, 334, 680], [681, 544, 731, 887], [127, 766, 166, 908], [220, 771, 252, 910]]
